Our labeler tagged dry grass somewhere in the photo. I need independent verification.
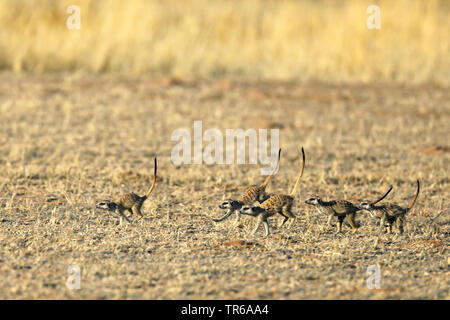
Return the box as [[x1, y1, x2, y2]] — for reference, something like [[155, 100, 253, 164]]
[[0, 0, 449, 84], [0, 74, 448, 299]]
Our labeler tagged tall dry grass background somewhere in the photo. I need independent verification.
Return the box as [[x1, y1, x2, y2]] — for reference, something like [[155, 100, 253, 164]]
[[0, 0, 449, 84]]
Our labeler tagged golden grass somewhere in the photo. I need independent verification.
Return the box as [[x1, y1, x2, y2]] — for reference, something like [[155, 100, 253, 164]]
[[1, 0, 449, 84]]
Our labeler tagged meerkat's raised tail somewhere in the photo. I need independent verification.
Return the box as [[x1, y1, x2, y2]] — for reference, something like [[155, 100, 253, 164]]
[[145, 157, 157, 198], [371, 185, 393, 205], [289, 147, 306, 197], [407, 179, 420, 210], [260, 148, 282, 188]]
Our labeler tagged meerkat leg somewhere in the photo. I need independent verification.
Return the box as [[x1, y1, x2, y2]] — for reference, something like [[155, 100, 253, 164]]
[[327, 214, 333, 226], [281, 207, 296, 229], [252, 215, 263, 235], [396, 217, 404, 234], [346, 214, 357, 232], [278, 213, 289, 228], [279, 217, 289, 228], [233, 210, 241, 226], [336, 216, 344, 233], [132, 204, 144, 221], [387, 217, 395, 234], [213, 209, 233, 222], [262, 219, 270, 238], [115, 208, 131, 224], [387, 222, 393, 234], [125, 209, 133, 218], [380, 215, 387, 233]]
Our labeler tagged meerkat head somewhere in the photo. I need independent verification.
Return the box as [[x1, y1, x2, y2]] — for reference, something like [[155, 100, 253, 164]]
[[96, 200, 117, 211], [240, 205, 264, 216], [357, 185, 393, 212], [357, 201, 380, 218], [358, 201, 374, 211], [219, 199, 241, 210], [305, 196, 322, 206]]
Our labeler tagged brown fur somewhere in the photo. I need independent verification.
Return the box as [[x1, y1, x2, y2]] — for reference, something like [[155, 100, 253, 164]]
[[305, 197, 360, 233], [240, 147, 306, 236], [359, 180, 420, 233], [96, 158, 157, 223], [214, 149, 281, 224]]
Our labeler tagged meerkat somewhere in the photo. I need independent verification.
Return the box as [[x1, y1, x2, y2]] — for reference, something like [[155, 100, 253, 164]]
[[240, 147, 306, 237], [213, 149, 281, 225], [304, 193, 362, 233], [358, 180, 420, 234], [96, 157, 157, 224], [357, 185, 393, 228]]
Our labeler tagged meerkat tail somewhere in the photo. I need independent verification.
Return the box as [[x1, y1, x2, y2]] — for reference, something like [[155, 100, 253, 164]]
[[371, 185, 393, 205], [261, 148, 282, 188], [407, 179, 420, 210], [289, 147, 305, 197], [145, 157, 157, 198]]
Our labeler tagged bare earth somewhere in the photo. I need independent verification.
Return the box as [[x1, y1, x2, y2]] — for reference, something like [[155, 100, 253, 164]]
[[0, 74, 448, 299]]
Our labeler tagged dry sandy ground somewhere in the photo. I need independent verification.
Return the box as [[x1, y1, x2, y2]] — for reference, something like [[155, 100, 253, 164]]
[[0, 74, 448, 299]]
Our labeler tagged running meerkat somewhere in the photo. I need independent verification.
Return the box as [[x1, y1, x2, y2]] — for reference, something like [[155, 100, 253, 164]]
[[358, 180, 420, 234], [213, 149, 282, 226], [96, 157, 157, 224], [240, 147, 306, 237], [304, 189, 363, 233], [356, 184, 393, 229]]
